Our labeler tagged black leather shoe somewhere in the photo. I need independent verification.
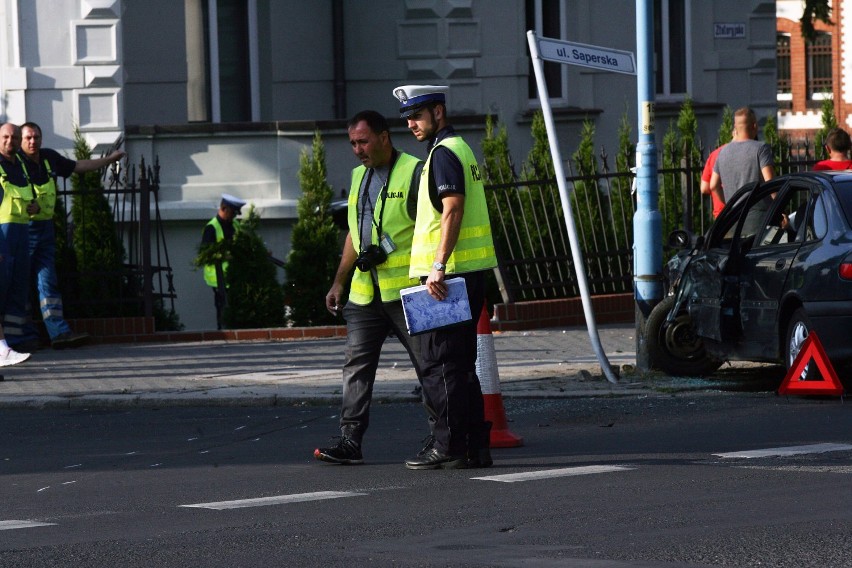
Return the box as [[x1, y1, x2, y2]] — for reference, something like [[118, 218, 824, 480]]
[[416, 434, 435, 457], [405, 447, 467, 470]]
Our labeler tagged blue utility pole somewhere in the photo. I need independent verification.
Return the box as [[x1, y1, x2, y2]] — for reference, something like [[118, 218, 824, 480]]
[[634, 0, 662, 371]]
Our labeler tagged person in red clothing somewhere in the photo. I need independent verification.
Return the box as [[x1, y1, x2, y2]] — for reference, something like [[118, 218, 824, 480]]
[[814, 127, 852, 171], [700, 145, 726, 218]]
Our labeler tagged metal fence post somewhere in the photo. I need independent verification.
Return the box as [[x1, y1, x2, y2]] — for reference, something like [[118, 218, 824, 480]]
[[139, 159, 153, 318], [680, 145, 692, 233]]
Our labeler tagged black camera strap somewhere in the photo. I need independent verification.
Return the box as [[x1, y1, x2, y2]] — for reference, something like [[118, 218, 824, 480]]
[[357, 149, 398, 255]]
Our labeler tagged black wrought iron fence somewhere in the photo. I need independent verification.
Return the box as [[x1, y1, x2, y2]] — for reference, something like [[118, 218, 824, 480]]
[[54, 157, 177, 324], [485, 141, 819, 304]]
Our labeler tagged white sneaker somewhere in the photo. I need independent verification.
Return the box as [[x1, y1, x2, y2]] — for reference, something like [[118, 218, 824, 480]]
[[0, 349, 30, 367]]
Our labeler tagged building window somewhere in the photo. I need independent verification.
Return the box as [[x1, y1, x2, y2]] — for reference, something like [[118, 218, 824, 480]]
[[526, 0, 567, 103], [214, 0, 252, 122], [807, 31, 832, 107], [186, 0, 260, 122], [777, 33, 792, 110], [654, 0, 690, 98]]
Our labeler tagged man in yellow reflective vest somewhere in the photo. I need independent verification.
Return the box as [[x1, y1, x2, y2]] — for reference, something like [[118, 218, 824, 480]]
[[393, 85, 498, 470], [19, 121, 125, 350], [201, 194, 245, 330], [0, 123, 36, 364], [0, 122, 44, 353], [315, 110, 434, 465]]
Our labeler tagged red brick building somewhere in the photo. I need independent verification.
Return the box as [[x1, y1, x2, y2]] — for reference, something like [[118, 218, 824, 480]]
[[777, 0, 849, 142]]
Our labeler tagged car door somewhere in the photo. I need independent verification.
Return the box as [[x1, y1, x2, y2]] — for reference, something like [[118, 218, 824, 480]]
[[686, 181, 772, 345], [737, 181, 812, 358]]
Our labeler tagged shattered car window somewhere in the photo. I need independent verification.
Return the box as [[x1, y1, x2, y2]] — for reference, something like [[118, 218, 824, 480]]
[[755, 185, 810, 247]]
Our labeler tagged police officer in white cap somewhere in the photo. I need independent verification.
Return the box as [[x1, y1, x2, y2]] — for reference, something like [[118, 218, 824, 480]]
[[201, 193, 246, 329], [393, 84, 498, 470]]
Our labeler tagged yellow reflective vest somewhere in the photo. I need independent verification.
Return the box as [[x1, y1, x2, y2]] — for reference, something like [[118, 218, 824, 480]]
[[202, 217, 240, 287], [347, 152, 422, 304], [409, 135, 497, 277], [0, 160, 35, 224], [27, 158, 58, 222]]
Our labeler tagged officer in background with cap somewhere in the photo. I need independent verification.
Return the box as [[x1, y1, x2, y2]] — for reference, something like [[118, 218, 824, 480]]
[[393, 84, 498, 470], [201, 193, 246, 329]]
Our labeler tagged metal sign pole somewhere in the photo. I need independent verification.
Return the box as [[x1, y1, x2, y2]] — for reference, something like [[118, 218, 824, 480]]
[[525, 30, 619, 384], [633, 0, 662, 371]]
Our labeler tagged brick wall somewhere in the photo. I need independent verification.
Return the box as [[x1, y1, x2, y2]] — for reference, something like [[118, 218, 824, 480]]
[[491, 293, 634, 332], [60, 295, 635, 344]]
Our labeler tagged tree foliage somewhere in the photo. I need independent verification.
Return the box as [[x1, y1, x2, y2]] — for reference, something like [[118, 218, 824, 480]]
[[522, 111, 553, 181], [284, 131, 340, 326], [481, 114, 515, 185], [814, 96, 837, 160], [801, 0, 832, 42], [762, 114, 791, 175], [224, 208, 286, 328], [611, 110, 634, 248], [657, 98, 708, 238], [571, 119, 605, 255], [68, 128, 128, 318], [715, 106, 734, 148]]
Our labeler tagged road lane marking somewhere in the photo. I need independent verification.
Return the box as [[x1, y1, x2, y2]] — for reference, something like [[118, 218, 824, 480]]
[[472, 465, 634, 483], [180, 491, 367, 510], [714, 443, 852, 459], [738, 465, 852, 474], [0, 520, 56, 531]]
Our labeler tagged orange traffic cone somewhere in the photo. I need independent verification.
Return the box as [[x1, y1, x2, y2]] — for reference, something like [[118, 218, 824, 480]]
[[475, 303, 523, 448]]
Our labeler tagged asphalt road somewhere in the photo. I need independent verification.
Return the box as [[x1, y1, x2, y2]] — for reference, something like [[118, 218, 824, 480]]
[[1, 392, 851, 567]]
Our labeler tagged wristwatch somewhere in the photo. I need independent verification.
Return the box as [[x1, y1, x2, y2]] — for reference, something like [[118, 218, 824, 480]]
[[432, 261, 446, 272]]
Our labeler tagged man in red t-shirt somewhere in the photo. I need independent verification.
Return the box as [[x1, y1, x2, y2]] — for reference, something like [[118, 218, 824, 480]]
[[814, 127, 852, 171], [700, 145, 725, 218]]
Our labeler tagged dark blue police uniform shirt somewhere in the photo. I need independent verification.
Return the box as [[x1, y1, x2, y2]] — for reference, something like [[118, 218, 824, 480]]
[[20, 148, 76, 184], [426, 127, 466, 212]]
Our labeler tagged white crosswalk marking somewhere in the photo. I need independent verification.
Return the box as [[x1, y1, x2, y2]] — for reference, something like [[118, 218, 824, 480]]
[[714, 442, 852, 459], [472, 465, 634, 483], [0, 520, 56, 531], [180, 491, 367, 510]]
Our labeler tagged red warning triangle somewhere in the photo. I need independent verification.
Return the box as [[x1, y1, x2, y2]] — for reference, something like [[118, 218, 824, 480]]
[[778, 332, 844, 396]]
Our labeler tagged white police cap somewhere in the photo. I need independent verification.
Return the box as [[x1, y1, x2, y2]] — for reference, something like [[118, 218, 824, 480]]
[[393, 85, 449, 117], [221, 193, 247, 213]]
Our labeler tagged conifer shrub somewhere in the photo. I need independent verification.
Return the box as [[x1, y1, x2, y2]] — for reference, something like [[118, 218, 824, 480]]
[[763, 115, 792, 175], [814, 96, 837, 161], [284, 131, 339, 326], [480, 115, 518, 306], [68, 129, 128, 318], [715, 106, 734, 148], [611, 110, 635, 249]]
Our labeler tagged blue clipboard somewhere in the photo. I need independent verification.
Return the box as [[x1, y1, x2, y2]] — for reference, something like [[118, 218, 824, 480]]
[[400, 277, 473, 335]]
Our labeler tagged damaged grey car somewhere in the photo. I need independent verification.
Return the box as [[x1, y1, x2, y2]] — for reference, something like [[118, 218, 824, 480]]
[[647, 171, 852, 377]]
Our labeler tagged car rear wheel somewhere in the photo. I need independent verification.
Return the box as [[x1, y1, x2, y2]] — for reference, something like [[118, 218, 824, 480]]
[[646, 296, 723, 376], [784, 308, 811, 380]]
